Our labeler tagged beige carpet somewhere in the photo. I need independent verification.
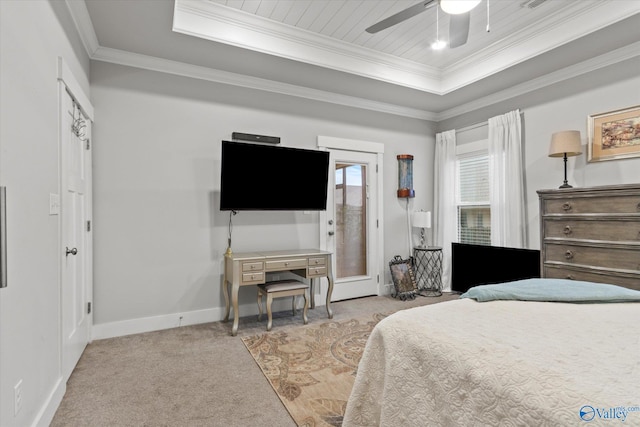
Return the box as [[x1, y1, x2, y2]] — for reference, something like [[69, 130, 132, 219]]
[[51, 294, 459, 426], [242, 313, 387, 426]]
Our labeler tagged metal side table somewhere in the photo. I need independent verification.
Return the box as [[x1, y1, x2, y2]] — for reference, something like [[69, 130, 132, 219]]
[[413, 246, 443, 296]]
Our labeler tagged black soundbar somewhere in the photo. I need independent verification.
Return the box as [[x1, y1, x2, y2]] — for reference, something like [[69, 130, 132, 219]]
[[232, 132, 280, 144]]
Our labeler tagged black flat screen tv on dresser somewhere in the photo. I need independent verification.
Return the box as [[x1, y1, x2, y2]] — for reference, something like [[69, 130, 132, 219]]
[[220, 140, 330, 211], [451, 243, 541, 294]]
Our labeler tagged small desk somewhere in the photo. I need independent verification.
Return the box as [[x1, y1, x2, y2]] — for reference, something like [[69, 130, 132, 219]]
[[223, 249, 334, 336], [413, 246, 443, 296]]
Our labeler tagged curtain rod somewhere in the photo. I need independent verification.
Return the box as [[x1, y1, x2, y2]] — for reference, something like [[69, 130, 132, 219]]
[[455, 121, 487, 133], [454, 110, 524, 134]]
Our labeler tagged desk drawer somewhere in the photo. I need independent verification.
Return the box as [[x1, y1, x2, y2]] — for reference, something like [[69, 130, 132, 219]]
[[266, 258, 307, 270], [242, 261, 264, 272], [308, 266, 327, 277], [309, 257, 326, 266], [242, 272, 265, 284]]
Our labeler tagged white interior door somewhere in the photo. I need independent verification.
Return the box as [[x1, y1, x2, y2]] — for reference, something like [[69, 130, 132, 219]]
[[323, 148, 380, 301], [61, 90, 92, 381]]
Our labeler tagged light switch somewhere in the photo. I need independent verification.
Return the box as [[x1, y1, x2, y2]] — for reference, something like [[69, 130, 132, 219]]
[[49, 193, 60, 215]]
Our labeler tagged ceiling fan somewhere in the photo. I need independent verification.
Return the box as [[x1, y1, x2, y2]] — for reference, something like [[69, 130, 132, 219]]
[[365, 0, 482, 48]]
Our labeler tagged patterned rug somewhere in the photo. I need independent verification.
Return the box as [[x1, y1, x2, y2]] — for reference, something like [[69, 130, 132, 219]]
[[241, 313, 387, 426]]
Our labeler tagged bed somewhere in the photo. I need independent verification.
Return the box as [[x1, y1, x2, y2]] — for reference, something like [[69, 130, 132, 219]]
[[343, 279, 640, 426]]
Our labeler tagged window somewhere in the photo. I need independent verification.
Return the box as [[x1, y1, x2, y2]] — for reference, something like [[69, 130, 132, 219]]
[[335, 163, 367, 277], [456, 142, 490, 245]]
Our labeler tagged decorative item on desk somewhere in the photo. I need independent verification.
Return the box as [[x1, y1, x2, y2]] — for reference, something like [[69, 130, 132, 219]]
[[396, 155, 415, 198], [412, 210, 432, 248], [548, 130, 582, 189]]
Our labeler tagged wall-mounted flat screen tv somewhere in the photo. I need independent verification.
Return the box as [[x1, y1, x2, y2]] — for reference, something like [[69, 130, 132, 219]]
[[220, 140, 330, 211]]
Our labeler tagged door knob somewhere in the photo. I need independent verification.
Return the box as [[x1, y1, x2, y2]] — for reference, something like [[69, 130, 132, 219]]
[[66, 247, 78, 256], [328, 231, 335, 236]]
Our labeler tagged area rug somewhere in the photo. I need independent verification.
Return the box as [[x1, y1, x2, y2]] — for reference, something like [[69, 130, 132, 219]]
[[241, 313, 387, 426]]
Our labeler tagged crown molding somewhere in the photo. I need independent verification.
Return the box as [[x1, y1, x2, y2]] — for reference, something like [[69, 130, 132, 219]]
[[92, 46, 437, 121], [64, 0, 99, 56], [436, 41, 640, 121], [172, 0, 443, 94], [63, 0, 639, 123], [441, 0, 640, 93]]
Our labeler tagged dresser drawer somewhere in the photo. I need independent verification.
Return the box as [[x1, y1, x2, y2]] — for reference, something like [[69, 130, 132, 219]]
[[242, 272, 265, 284], [543, 219, 640, 242], [544, 243, 640, 272], [543, 195, 640, 214], [308, 266, 327, 277], [242, 261, 264, 272], [544, 265, 640, 291], [265, 258, 307, 270]]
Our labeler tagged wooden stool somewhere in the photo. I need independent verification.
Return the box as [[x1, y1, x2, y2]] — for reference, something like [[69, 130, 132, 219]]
[[257, 280, 309, 331]]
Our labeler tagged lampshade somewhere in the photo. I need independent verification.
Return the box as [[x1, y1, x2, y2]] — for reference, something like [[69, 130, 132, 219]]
[[412, 211, 432, 229], [549, 130, 583, 158], [440, 0, 481, 15]]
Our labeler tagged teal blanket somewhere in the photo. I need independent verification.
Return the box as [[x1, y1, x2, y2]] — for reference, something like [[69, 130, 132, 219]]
[[460, 278, 640, 303]]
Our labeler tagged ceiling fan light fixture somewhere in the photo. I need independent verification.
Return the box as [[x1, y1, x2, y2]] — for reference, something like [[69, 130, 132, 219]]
[[431, 39, 447, 50], [440, 0, 481, 14]]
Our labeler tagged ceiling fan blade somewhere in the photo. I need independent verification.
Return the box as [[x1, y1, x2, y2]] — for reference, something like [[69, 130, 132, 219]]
[[366, 0, 437, 34], [449, 12, 470, 48]]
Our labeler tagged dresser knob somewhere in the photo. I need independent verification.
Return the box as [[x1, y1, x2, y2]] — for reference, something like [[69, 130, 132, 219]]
[[562, 202, 572, 211], [565, 250, 574, 260], [563, 226, 572, 235]]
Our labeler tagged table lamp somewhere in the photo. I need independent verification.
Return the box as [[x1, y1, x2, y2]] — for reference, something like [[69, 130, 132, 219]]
[[412, 211, 432, 248], [548, 130, 582, 189]]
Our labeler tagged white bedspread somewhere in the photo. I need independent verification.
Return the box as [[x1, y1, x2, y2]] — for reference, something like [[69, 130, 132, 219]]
[[343, 299, 640, 426]]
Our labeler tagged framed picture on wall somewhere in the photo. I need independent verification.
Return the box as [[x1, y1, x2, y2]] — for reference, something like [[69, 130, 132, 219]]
[[588, 105, 640, 162]]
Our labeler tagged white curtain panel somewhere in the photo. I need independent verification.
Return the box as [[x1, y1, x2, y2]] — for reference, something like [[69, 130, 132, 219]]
[[433, 130, 457, 291], [488, 109, 527, 248]]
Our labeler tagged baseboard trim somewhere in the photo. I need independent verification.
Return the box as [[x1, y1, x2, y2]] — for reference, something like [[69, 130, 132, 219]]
[[92, 297, 327, 340], [32, 376, 65, 427]]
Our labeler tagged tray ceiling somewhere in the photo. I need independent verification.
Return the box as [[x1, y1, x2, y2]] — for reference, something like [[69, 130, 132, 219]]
[[78, 0, 640, 120]]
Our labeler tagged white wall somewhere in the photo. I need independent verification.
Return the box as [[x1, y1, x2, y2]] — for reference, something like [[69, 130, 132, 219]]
[[0, 1, 90, 426], [439, 59, 640, 250], [90, 61, 435, 337]]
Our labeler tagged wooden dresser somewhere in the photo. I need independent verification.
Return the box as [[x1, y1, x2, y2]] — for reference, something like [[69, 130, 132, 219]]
[[537, 184, 640, 290]]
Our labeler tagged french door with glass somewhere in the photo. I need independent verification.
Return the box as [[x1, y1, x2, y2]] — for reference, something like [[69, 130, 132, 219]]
[[320, 141, 382, 301]]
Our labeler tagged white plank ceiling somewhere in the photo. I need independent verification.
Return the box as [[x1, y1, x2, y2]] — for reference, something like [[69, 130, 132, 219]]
[[205, 0, 589, 68]]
